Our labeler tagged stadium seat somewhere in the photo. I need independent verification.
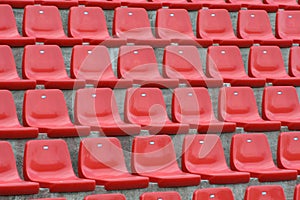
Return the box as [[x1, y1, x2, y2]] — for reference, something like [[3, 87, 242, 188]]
[[182, 135, 250, 184], [79, 137, 148, 190], [0, 45, 36, 90], [152, 0, 201, 10], [249, 46, 300, 86], [140, 191, 181, 200], [84, 194, 126, 200], [294, 185, 300, 200], [190, 0, 240, 11], [69, 7, 126, 47], [227, 0, 278, 12], [231, 133, 298, 182], [163, 45, 223, 88], [0, 4, 35, 46], [172, 88, 236, 133], [23, 45, 85, 89], [0, 141, 39, 195], [288, 46, 300, 77], [75, 88, 141, 136], [125, 88, 189, 135], [244, 185, 286, 200], [35, 0, 78, 8], [238, 10, 292, 47], [197, 9, 253, 47], [207, 46, 266, 87], [156, 8, 212, 47], [113, 7, 170, 47], [132, 135, 201, 187], [264, 0, 300, 9], [118, 45, 179, 88], [23, 5, 82, 46], [0, 90, 38, 139], [218, 87, 281, 132], [193, 187, 235, 200], [262, 86, 300, 130], [24, 139, 96, 193], [276, 11, 300, 44], [23, 89, 91, 138], [71, 45, 132, 88], [78, 0, 121, 9], [0, 0, 34, 7], [120, 0, 162, 10]]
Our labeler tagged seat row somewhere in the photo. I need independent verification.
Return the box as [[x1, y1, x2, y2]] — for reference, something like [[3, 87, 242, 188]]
[[3, 5, 300, 47]]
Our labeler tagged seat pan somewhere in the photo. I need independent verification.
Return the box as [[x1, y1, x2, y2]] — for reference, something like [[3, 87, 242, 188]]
[[0, 127, 38, 139], [40, 125, 90, 138], [197, 170, 250, 184], [143, 123, 189, 135], [249, 169, 297, 182], [235, 120, 281, 131], [0, 181, 39, 196], [0, 80, 36, 90]]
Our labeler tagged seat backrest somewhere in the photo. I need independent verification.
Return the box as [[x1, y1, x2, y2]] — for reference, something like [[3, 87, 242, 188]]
[[68, 7, 110, 39], [289, 46, 300, 77], [244, 185, 286, 200], [193, 187, 234, 200], [84, 193, 126, 200], [231, 133, 276, 171], [197, 9, 235, 39], [22, 45, 68, 81], [218, 87, 261, 121], [156, 8, 195, 39], [0, 45, 20, 80], [0, 90, 21, 126], [125, 88, 169, 126], [0, 141, 20, 180], [265, 0, 298, 5], [276, 11, 300, 39], [140, 191, 181, 200], [23, 5, 66, 38], [249, 46, 287, 78], [0, 4, 21, 37]]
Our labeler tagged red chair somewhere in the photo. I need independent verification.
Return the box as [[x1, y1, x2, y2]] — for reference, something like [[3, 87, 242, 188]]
[[0, 0, 34, 7], [140, 191, 181, 200], [69, 7, 125, 47], [172, 88, 236, 133], [120, 0, 162, 10], [190, 0, 240, 11], [163, 45, 222, 87], [125, 88, 189, 135], [23, 5, 82, 46], [23, 45, 85, 89], [294, 185, 300, 200], [264, 0, 300, 9], [132, 135, 201, 187], [113, 7, 169, 47], [0, 141, 39, 195], [219, 87, 281, 132], [35, 0, 78, 8], [75, 88, 141, 136], [118, 45, 178, 88], [227, 0, 278, 12], [24, 139, 95, 193], [276, 11, 300, 44], [288, 46, 300, 77], [71, 45, 132, 88], [182, 135, 249, 184], [78, 0, 121, 9], [84, 194, 126, 200], [197, 9, 253, 47], [152, 0, 202, 10], [0, 45, 36, 90], [249, 46, 300, 86], [207, 46, 266, 87], [23, 89, 90, 138], [0, 4, 35, 46], [238, 10, 292, 47], [193, 187, 234, 200], [156, 8, 212, 47], [231, 133, 297, 182], [244, 185, 286, 200]]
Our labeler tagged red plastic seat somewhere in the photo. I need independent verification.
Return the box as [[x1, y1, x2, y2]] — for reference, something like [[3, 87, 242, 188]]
[[190, 0, 240, 11], [207, 46, 266, 87], [79, 138, 148, 190], [289, 46, 300, 77], [249, 46, 300, 86], [0, 0, 34, 7], [262, 86, 300, 130], [0, 45, 36, 90], [75, 88, 141, 136], [118, 45, 178, 88], [227, 0, 278, 12], [219, 87, 281, 132], [71, 45, 131, 88], [78, 0, 121, 9], [0, 4, 35, 46], [35, 0, 78, 8], [132, 135, 201, 187], [244, 185, 286, 200], [163, 45, 222, 87], [152, 0, 202, 10], [231, 133, 297, 182], [197, 9, 253, 47], [276, 11, 300, 43], [23, 89, 90, 138], [238, 10, 292, 47], [24, 139, 95, 193], [193, 187, 234, 200], [125, 88, 189, 135], [183, 135, 249, 184], [113, 7, 169, 47], [156, 8, 212, 47], [23, 5, 82, 46], [140, 191, 181, 200], [172, 88, 236, 133], [0, 141, 39, 195], [294, 185, 300, 200], [264, 0, 300, 9], [23, 45, 85, 89], [69, 7, 125, 47], [120, 0, 162, 10], [84, 194, 126, 200]]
